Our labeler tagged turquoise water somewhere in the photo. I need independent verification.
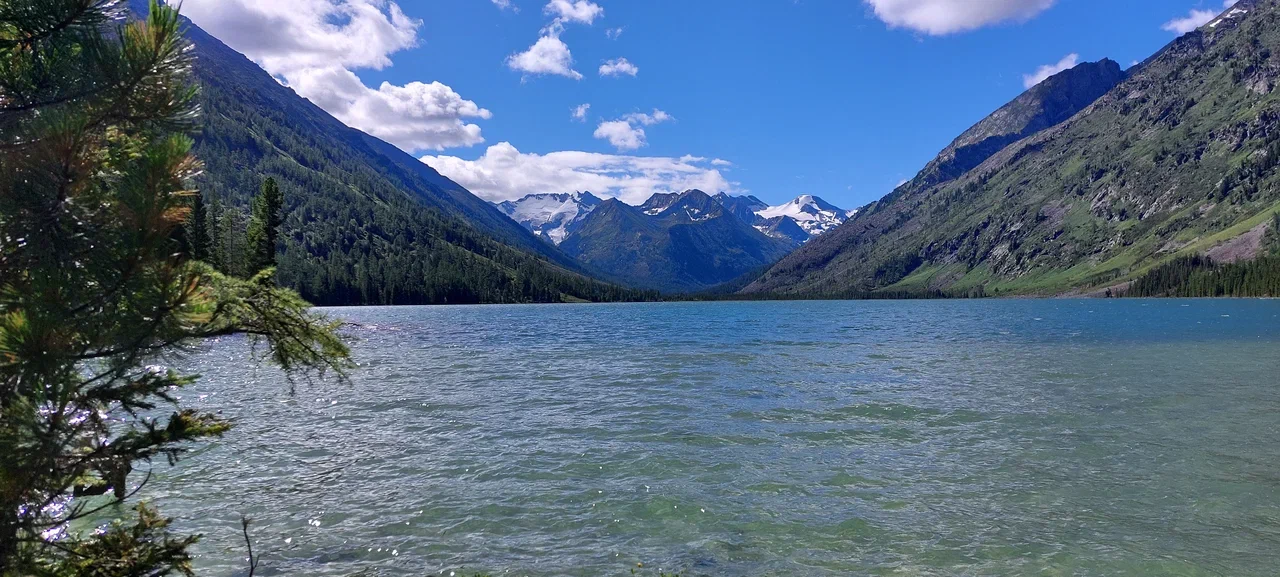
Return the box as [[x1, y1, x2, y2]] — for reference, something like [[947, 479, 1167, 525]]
[[149, 300, 1280, 576]]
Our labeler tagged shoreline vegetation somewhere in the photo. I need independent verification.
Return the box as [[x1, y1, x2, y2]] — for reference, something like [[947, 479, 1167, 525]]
[[1, 2, 351, 575], [317, 250, 1280, 306], [303, 214, 1280, 306]]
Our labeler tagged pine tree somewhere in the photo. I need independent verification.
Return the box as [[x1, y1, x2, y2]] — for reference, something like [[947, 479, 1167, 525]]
[[1269, 212, 1280, 256], [207, 194, 225, 272], [187, 192, 211, 261], [246, 176, 283, 275], [218, 204, 247, 277], [0, 1, 351, 574]]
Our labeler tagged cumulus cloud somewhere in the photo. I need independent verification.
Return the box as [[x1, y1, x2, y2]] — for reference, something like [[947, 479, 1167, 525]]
[[1023, 53, 1079, 89], [544, 0, 604, 25], [1162, 1, 1239, 34], [420, 142, 734, 204], [287, 67, 490, 151], [571, 103, 591, 122], [711, 158, 732, 167], [181, 0, 488, 152], [599, 57, 639, 77], [492, 0, 517, 11], [507, 0, 604, 80], [1162, 9, 1218, 33], [507, 34, 583, 79], [593, 121, 646, 150], [864, 0, 1056, 35], [592, 109, 673, 151]]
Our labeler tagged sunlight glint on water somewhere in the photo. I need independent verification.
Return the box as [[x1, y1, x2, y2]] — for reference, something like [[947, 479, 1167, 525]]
[[144, 300, 1280, 576]]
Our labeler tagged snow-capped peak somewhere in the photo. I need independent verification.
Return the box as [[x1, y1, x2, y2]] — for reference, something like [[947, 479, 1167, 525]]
[[753, 195, 853, 238], [495, 191, 602, 245]]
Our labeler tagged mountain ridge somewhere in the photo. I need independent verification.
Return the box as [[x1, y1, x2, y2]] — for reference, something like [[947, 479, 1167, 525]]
[[150, 0, 652, 304], [560, 190, 794, 292], [495, 191, 603, 245], [745, 0, 1280, 297]]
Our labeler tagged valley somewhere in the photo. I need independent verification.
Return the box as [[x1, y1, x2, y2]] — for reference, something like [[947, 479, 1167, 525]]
[[175, 0, 1280, 302]]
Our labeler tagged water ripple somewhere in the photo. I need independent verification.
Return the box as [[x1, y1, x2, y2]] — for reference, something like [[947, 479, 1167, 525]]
[[145, 300, 1280, 576]]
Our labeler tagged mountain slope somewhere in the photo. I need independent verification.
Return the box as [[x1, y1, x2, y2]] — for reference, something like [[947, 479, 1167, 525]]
[[746, 1, 1280, 297], [496, 192, 602, 244], [714, 192, 855, 243], [160, 2, 649, 304], [560, 190, 794, 292], [914, 59, 1128, 191], [713, 192, 769, 224], [755, 195, 856, 239]]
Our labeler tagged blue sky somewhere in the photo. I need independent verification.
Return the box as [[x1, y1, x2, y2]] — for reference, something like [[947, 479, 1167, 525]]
[[181, 0, 1242, 208]]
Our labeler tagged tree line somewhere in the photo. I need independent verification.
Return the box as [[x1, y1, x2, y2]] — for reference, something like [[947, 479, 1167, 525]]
[[0, 2, 350, 574], [1129, 222, 1280, 297]]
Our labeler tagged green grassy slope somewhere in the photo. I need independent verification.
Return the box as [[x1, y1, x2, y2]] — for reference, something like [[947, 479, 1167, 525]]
[[745, 0, 1280, 297]]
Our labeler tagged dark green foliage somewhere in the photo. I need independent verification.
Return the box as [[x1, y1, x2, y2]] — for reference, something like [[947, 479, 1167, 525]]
[[873, 252, 925, 286], [186, 192, 211, 261], [1270, 212, 1280, 254], [1130, 255, 1280, 296], [246, 176, 283, 275], [0, 1, 350, 574], [1129, 255, 1214, 296], [176, 13, 651, 305]]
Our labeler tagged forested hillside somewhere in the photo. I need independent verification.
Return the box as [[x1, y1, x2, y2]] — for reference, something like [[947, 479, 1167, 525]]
[[163, 2, 653, 305], [746, 0, 1280, 298]]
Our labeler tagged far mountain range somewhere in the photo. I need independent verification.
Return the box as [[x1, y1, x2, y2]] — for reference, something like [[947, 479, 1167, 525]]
[[495, 191, 855, 291], [496, 191, 854, 246], [150, 0, 1279, 304]]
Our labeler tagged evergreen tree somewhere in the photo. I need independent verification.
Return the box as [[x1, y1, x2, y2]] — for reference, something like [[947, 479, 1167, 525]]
[[0, 1, 351, 574], [187, 192, 211, 261], [207, 194, 225, 272], [1270, 212, 1280, 256], [218, 204, 247, 278], [246, 176, 283, 275]]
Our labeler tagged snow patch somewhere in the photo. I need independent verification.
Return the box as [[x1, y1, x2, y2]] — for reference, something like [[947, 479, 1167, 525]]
[[496, 191, 601, 244], [754, 195, 852, 238]]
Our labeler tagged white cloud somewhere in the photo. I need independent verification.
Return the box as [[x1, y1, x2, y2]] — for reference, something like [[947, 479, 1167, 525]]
[[507, 0, 604, 80], [181, 0, 489, 152], [571, 103, 591, 122], [543, 0, 604, 25], [599, 57, 639, 77], [420, 142, 734, 204], [1022, 53, 1079, 89], [507, 33, 583, 79], [182, 0, 418, 72], [1162, 9, 1217, 33], [591, 109, 673, 151], [492, 0, 517, 11], [594, 120, 646, 150], [711, 158, 732, 167], [623, 109, 673, 126], [287, 67, 490, 151], [606, 27, 624, 39], [864, 0, 1056, 35], [1161, 1, 1238, 34]]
